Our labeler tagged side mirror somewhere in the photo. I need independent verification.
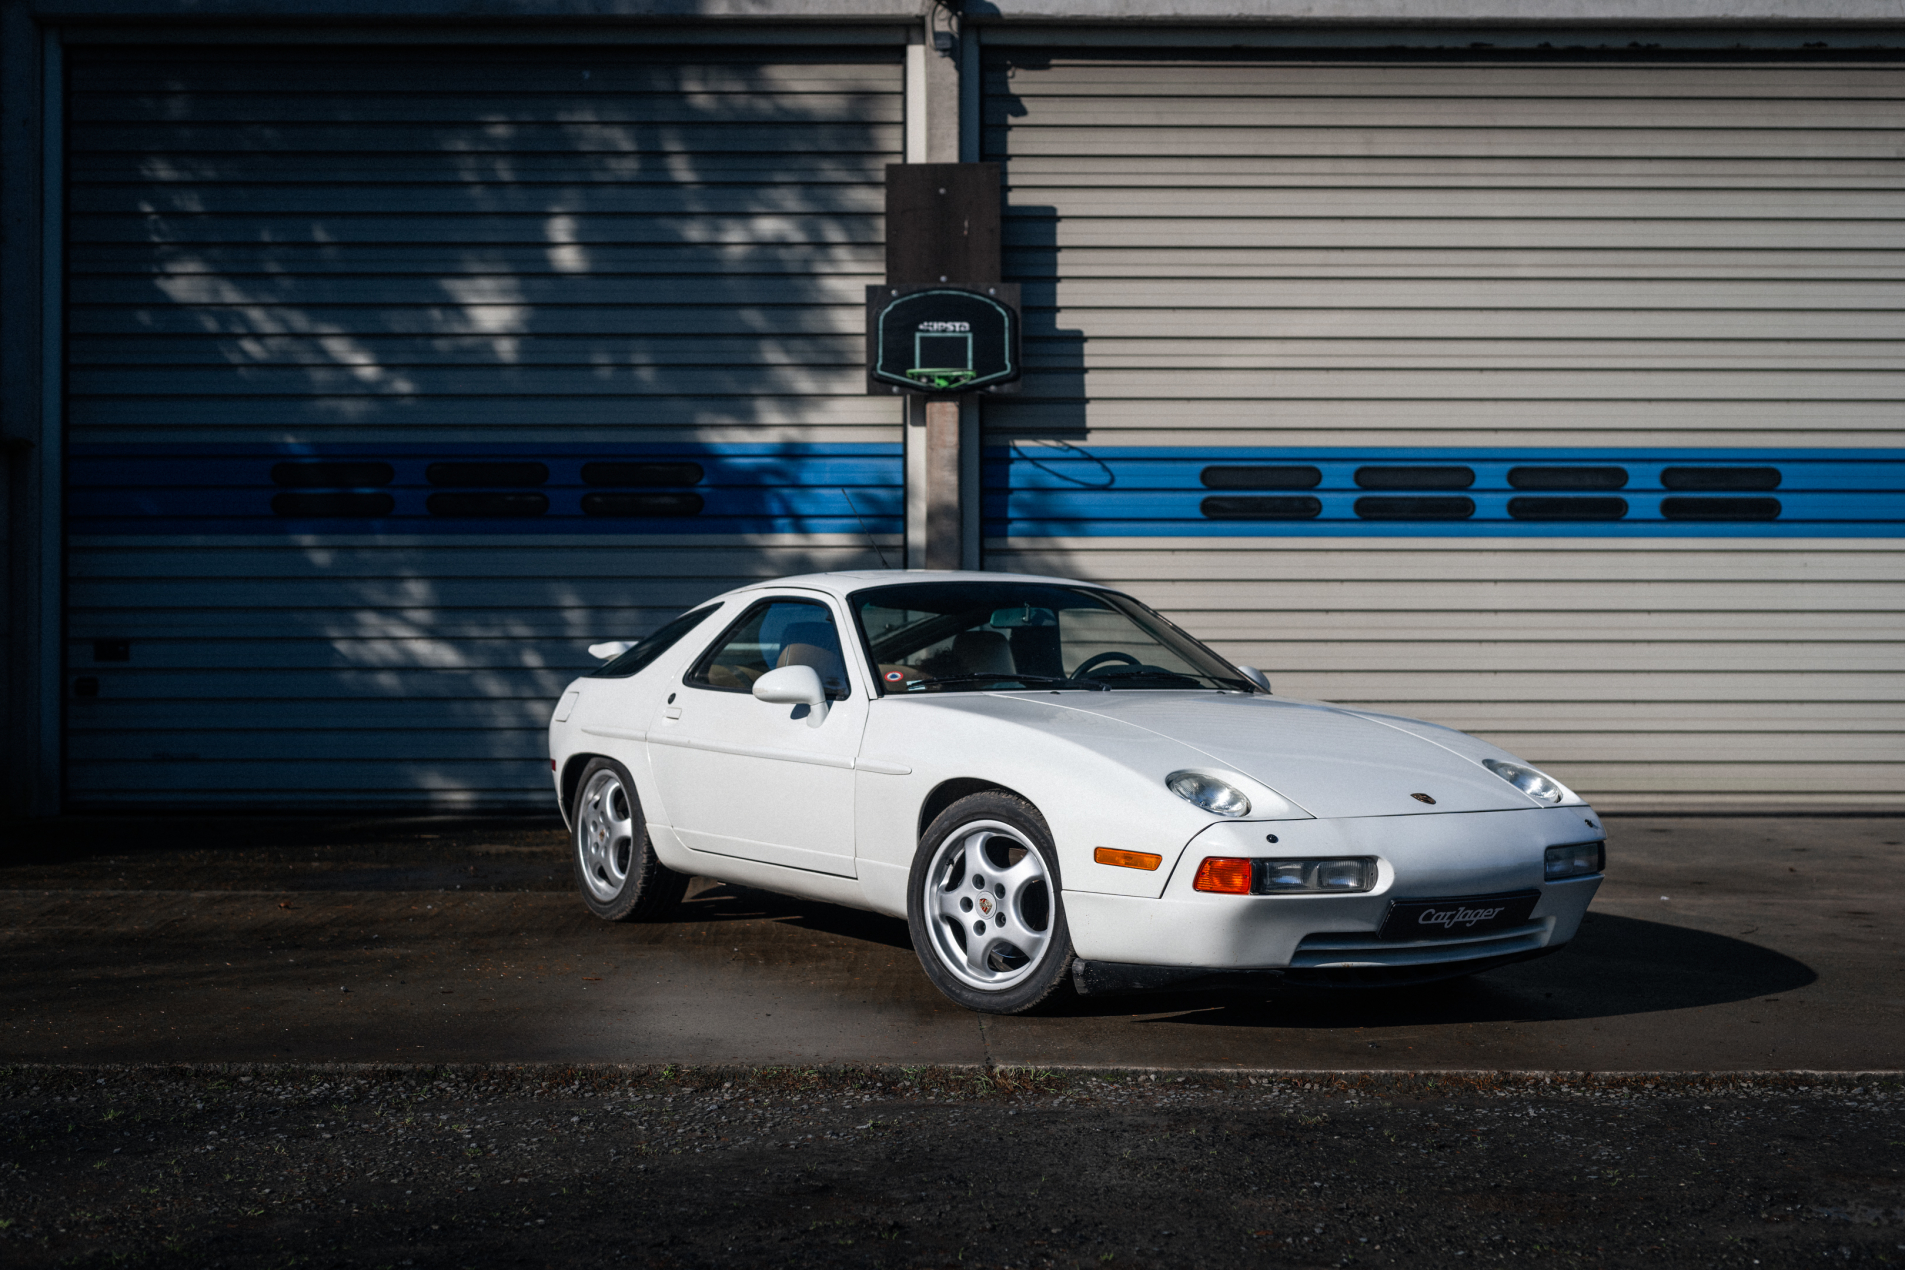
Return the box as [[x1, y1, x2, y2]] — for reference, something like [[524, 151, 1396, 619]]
[[1236, 665, 1272, 694], [752, 664, 830, 727]]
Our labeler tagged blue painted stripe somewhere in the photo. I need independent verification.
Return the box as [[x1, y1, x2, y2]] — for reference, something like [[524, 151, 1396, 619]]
[[985, 445, 1905, 538], [68, 442, 903, 536]]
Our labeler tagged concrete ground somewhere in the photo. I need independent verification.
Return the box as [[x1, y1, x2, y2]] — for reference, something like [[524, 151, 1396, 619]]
[[2, 815, 1899, 1072], [3, 1065, 1898, 1269]]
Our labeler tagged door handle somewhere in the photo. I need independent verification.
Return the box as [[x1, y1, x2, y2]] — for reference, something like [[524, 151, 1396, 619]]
[[663, 706, 682, 720]]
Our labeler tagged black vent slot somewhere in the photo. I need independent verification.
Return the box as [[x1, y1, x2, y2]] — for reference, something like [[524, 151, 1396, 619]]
[[1661, 496, 1781, 522], [1200, 495, 1322, 521], [1508, 496, 1629, 522], [581, 492, 705, 518], [426, 492, 548, 518], [426, 461, 548, 487], [1509, 466, 1627, 491], [1355, 466, 1474, 490], [1200, 465, 1322, 490], [93, 639, 131, 662], [1355, 496, 1475, 521], [1661, 466, 1780, 492], [271, 461, 394, 488], [582, 461, 705, 487], [272, 492, 394, 518]]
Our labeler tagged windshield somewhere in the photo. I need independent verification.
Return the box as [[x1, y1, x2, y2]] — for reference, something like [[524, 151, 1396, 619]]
[[849, 581, 1256, 695]]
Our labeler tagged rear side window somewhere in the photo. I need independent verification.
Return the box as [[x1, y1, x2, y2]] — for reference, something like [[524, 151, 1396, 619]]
[[686, 599, 850, 699], [587, 605, 721, 680]]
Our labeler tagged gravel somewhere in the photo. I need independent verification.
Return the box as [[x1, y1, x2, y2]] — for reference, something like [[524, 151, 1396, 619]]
[[1, 1065, 1898, 1268]]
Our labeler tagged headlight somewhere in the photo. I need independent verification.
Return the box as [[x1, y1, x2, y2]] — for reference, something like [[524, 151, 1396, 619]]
[[1194, 856, 1376, 895], [1481, 757, 1577, 805], [1258, 857, 1376, 893], [1545, 841, 1604, 880], [1165, 770, 1251, 818]]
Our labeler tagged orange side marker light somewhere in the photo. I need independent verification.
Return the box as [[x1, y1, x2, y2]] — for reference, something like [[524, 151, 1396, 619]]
[[1193, 856, 1253, 894], [1094, 847, 1163, 872]]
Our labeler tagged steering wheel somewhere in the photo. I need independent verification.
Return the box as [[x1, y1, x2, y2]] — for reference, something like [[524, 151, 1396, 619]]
[[1072, 650, 1141, 677]]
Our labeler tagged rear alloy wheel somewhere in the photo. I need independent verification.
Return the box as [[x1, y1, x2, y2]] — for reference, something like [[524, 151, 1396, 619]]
[[907, 790, 1074, 1014], [571, 757, 686, 922]]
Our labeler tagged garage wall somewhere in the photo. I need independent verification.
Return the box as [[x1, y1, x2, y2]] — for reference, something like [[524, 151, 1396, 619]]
[[64, 44, 905, 808], [982, 53, 1905, 809]]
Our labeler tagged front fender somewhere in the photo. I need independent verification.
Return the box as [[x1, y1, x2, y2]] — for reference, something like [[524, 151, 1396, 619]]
[[853, 694, 1312, 916]]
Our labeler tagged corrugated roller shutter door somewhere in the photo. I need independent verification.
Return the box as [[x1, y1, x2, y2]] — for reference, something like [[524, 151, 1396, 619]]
[[65, 44, 904, 809], [984, 55, 1905, 810]]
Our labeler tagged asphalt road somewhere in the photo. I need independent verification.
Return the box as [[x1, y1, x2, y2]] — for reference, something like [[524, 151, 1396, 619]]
[[3, 1065, 1899, 1270], [3, 814, 1899, 1072]]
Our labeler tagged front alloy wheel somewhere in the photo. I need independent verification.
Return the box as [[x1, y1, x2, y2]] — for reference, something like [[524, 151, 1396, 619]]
[[907, 791, 1074, 1014]]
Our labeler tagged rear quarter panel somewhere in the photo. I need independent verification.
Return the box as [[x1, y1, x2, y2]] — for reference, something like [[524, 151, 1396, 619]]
[[549, 602, 734, 872]]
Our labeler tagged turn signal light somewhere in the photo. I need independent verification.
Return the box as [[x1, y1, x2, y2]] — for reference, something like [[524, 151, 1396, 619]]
[[1094, 847, 1163, 872], [1193, 856, 1253, 894]]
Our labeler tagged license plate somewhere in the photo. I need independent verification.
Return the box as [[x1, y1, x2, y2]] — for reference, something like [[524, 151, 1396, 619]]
[[1379, 890, 1539, 941]]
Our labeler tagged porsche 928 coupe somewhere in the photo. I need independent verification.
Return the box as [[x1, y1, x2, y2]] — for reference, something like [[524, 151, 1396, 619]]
[[548, 571, 1604, 1014]]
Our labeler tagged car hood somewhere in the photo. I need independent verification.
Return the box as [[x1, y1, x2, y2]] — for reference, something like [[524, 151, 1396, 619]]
[[992, 692, 1536, 819]]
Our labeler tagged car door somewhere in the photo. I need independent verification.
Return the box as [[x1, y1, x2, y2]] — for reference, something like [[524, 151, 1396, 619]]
[[645, 594, 865, 877]]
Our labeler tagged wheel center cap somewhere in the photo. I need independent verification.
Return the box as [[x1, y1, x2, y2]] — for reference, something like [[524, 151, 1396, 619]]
[[977, 895, 994, 917]]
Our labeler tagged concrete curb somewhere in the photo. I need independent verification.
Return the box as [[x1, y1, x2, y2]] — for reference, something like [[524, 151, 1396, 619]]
[[4, 1060, 1899, 1095]]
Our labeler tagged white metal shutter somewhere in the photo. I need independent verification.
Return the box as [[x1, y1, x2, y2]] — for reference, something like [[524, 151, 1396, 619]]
[[984, 55, 1905, 810], [64, 44, 903, 809]]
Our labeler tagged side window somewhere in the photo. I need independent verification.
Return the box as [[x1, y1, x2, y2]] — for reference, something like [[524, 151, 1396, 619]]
[[686, 600, 851, 699], [587, 604, 720, 679]]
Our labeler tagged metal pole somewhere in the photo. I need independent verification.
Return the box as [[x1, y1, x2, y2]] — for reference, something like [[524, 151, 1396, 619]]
[[924, 398, 962, 570]]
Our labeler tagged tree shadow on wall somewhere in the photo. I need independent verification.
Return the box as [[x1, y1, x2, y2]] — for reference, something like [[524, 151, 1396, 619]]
[[67, 43, 904, 808]]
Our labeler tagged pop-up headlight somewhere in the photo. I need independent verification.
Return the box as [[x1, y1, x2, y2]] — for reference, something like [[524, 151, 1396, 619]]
[[1166, 770, 1251, 818], [1482, 757, 1578, 805]]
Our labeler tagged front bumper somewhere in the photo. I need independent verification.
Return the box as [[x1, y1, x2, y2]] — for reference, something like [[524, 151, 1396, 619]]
[[1061, 805, 1603, 978]]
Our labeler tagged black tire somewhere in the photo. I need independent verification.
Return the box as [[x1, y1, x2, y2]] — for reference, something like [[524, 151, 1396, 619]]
[[570, 756, 687, 922], [907, 790, 1075, 1015]]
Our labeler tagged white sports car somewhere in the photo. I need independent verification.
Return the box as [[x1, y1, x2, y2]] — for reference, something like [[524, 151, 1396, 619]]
[[548, 570, 1605, 1014]]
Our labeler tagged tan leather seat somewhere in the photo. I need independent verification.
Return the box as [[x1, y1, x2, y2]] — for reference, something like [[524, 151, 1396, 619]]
[[706, 664, 763, 690], [775, 621, 847, 690], [777, 642, 846, 683]]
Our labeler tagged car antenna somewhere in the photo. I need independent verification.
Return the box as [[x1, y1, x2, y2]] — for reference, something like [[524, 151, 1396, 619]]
[[841, 488, 892, 569]]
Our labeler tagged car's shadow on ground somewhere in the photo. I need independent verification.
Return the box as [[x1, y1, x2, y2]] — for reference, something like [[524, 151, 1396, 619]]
[[678, 883, 917, 951], [677, 890, 1818, 1026], [1063, 910, 1818, 1027]]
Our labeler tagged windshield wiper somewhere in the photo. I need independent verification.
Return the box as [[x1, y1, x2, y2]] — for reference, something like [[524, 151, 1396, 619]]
[[1080, 668, 1215, 689], [1210, 676, 1262, 692], [901, 673, 1105, 692]]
